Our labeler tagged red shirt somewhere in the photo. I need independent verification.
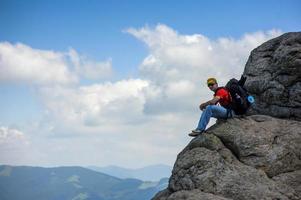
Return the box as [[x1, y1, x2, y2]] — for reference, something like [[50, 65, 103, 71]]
[[214, 88, 231, 107]]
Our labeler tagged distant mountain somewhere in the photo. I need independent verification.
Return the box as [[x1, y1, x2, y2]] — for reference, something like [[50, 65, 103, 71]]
[[0, 165, 168, 200], [87, 164, 172, 182]]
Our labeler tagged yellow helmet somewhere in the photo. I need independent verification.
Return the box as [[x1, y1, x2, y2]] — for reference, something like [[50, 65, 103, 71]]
[[207, 78, 217, 85]]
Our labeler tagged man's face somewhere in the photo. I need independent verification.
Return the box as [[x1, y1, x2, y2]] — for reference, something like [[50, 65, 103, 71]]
[[208, 83, 218, 92]]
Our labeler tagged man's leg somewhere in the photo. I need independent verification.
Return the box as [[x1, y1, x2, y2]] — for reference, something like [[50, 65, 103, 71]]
[[196, 105, 228, 131], [211, 105, 229, 119]]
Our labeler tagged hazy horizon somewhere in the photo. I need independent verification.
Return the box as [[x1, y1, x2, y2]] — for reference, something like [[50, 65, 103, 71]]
[[0, 163, 172, 169]]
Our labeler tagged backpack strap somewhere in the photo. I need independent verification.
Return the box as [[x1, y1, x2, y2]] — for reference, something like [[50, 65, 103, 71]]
[[238, 75, 247, 86], [226, 108, 233, 119]]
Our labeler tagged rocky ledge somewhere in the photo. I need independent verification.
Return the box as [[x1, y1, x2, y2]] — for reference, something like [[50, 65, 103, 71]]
[[153, 116, 301, 200]]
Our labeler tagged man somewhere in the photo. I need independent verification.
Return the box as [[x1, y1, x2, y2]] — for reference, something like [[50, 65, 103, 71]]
[[189, 78, 233, 137]]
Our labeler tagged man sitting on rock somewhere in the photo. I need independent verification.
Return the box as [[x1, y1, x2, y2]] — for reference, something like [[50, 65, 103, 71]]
[[189, 78, 234, 137]]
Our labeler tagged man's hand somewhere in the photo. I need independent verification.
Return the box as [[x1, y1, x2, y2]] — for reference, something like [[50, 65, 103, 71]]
[[199, 103, 206, 110], [199, 97, 220, 110]]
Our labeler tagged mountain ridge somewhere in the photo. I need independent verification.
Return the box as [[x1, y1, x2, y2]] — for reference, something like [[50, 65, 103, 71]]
[[87, 164, 172, 182], [0, 165, 167, 200]]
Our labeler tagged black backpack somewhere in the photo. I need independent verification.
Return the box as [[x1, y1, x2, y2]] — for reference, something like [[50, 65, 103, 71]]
[[216, 76, 251, 115]]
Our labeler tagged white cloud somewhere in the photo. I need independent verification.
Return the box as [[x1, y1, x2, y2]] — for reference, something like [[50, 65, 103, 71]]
[[0, 126, 26, 144], [0, 42, 78, 85], [0, 126, 31, 165], [38, 79, 149, 129], [0, 42, 113, 86], [68, 48, 113, 80], [128, 25, 282, 84]]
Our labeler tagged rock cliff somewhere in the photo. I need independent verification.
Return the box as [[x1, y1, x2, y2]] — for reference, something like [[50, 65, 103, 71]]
[[244, 32, 301, 120], [152, 32, 301, 200]]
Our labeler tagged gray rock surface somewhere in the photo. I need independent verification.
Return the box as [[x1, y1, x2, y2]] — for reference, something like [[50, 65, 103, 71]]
[[243, 32, 301, 120], [212, 115, 301, 178], [272, 170, 301, 195], [153, 116, 301, 200], [153, 189, 231, 200]]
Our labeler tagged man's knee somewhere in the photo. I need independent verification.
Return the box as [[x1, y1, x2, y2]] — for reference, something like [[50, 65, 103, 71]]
[[203, 105, 214, 114], [206, 105, 213, 110]]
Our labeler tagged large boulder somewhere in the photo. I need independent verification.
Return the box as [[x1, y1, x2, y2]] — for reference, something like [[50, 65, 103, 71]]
[[152, 116, 301, 200], [243, 32, 301, 120]]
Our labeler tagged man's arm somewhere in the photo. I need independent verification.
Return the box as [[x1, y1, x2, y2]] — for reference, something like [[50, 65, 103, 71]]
[[199, 96, 220, 110]]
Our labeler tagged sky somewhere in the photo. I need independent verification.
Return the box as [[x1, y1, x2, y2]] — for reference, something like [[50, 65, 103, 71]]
[[0, 0, 300, 168]]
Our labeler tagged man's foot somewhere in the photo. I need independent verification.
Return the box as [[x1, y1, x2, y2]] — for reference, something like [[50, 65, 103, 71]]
[[188, 129, 204, 137]]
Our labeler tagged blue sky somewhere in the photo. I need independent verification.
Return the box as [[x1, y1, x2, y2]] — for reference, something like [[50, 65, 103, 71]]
[[1, 0, 300, 73], [0, 0, 300, 168]]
